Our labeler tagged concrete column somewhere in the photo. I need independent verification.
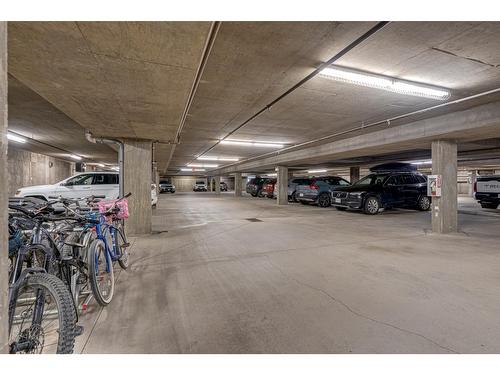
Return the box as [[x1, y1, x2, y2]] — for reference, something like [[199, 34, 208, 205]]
[[234, 172, 242, 196], [214, 175, 221, 195], [123, 139, 152, 235], [431, 140, 458, 234], [468, 170, 476, 197], [0, 21, 8, 354], [350, 166, 360, 183], [276, 166, 288, 205]]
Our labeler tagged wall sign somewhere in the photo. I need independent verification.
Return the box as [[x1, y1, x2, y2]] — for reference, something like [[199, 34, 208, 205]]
[[427, 174, 442, 197]]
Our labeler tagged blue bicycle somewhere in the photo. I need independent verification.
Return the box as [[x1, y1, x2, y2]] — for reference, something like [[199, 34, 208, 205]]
[[86, 193, 131, 306]]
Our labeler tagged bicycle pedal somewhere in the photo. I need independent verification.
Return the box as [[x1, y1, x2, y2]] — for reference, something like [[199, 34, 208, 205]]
[[74, 325, 84, 337]]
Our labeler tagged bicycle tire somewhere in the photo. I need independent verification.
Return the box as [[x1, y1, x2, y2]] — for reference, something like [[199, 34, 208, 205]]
[[88, 239, 115, 306], [9, 273, 76, 354], [115, 223, 129, 270]]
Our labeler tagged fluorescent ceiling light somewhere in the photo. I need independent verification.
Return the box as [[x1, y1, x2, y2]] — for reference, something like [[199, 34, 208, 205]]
[[98, 163, 105, 168], [265, 173, 277, 177], [111, 166, 119, 171], [187, 163, 218, 168], [411, 160, 432, 165], [308, 169, 328, 174], [220, 140, 285, 148], [181, 168, 206, 172], [7, 133, 27, 143], [70, 154, 82, 160], [319, 66, 450, 100], [197, 156, 240, 162]]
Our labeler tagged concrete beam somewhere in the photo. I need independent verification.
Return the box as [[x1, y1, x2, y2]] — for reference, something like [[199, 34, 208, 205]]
[[123, 140, 152, 235], [215, 101, 500, 174], [234, 172, 242, 196], [0, 21, 7, 354], [276, 166, 288, 205], [432, 140, 458, 234]]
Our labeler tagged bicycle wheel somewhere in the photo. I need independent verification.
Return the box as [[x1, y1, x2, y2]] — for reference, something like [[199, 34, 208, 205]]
[[115, 223, 129, 270], [8, 273, 76, 354], [88, 239, 115, 306]]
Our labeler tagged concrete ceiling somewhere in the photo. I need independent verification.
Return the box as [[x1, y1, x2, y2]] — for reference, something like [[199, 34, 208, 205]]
[[6, 22, 500, 175], [8, 76, 117, 163], [170, 21, 500, 173], [8, 21, 213, 170]]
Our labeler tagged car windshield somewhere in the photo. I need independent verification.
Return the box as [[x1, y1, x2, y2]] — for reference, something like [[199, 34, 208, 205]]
[[354, 173, 388, 186]]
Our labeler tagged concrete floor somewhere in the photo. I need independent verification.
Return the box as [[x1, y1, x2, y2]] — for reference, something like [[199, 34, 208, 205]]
[[77, 192, 500, 353]]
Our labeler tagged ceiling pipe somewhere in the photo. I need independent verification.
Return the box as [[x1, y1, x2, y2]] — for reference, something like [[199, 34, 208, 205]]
[[85, 130, 124, 198], [194, 21, 390, 161]]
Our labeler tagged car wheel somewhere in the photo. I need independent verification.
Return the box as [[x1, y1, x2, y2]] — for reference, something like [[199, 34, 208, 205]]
[[336, 206, 348, 211], [417, 195, 431, 211], [480, 202, 499, 209], [317, 193, 331, 208], [363, 196, 380, 215], [289, 192, 296, 202]]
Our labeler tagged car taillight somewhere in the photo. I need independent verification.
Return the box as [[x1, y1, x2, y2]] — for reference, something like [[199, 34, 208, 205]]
[[310, 184, 319, 190], [474, 182, 477, 193]]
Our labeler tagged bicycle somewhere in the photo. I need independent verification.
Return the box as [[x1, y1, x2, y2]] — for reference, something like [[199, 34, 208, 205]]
[[85, 193, 131, 306], [8, 215, 77, 354]]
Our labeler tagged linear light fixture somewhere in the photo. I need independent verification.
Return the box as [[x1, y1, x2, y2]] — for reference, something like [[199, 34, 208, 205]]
[[7, 133, 27, 143], [411, 160, 432, 165], [111, 166, 119, 171], [70, 154, 82, 161], [220, 140, 285, 148], [319, 65, 450, 100], [181, 168, 206, 172], [265, 173, 277, 177], [197, 156, 240, 162], [187, 163, 218, 168], [308, 169, 328, 174], [98, 163, 105, 168]]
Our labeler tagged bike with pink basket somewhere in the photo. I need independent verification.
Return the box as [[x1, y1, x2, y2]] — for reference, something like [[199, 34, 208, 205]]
[[86, 192, 132, 306]]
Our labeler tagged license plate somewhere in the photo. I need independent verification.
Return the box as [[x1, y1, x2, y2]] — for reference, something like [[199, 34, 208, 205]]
[[334, 198, 341, 203]]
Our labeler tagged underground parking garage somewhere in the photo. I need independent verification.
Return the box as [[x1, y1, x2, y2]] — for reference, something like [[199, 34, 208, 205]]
[[2, 17, 500, 359]]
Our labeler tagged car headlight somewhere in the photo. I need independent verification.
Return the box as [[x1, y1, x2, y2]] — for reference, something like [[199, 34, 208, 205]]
[[349, 192, 363, 198]]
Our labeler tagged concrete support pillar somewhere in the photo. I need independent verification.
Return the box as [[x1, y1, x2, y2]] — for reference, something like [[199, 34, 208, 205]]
[[276, 166, 288, 205], [350, 166, 360, 183], [468, 170, 476, 197], [234, 172, 242, 196], [0, 21, 8, 354], [123, 139, 152, 235], [431, 140, 458, 234], [214, 175, 221, 195]]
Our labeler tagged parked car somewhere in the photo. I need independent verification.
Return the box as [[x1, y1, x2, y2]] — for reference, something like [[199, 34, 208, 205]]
[[296, 176, 350, 207], [159, 180, 176, 193], [474, 175, 500, 209], [151, 183, 158, 208], [246, 177, 269, 197], [220, 181, 228, 192], [15, 171, 119, 200], [193, 180, 208, 192], [14, 171, 158, 206], [259, 179, 276, 198], [272, 177, 312, 201], [331, 169, 430, 214]]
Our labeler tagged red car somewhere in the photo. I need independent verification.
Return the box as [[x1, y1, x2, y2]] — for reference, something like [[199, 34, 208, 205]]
[[259, 179, 276, 198]]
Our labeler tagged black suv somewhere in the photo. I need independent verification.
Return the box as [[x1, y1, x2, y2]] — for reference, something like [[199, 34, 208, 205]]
[[332, 168, 430, 215]]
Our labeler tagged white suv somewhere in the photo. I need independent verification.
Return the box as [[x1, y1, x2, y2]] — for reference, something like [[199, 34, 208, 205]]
[[15, 172, 119, 201]]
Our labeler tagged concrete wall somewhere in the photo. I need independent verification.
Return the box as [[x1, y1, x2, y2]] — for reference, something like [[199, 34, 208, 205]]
[[7, 147, 73, 195], [170, 176, 207, 192], [0, 21, 8, 353]]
